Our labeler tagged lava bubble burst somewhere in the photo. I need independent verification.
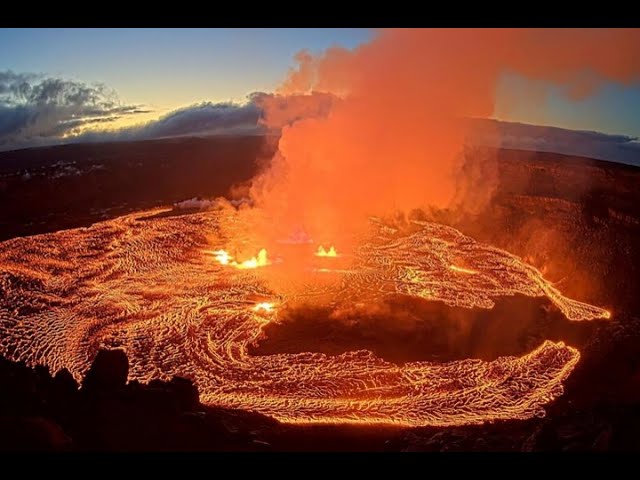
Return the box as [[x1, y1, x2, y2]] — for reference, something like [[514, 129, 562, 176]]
[[0, 207, 609, 427]]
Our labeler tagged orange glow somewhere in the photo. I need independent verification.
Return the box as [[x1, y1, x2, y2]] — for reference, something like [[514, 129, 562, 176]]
[[212, 249, 232, 265], [236, 248, 269, 269], [206, 248, 270, 269], [252, 302, 276, 313], [314, 268, 353, 274], [250, 29, 640, 248], [2, 29, 635, 430], [449, 265, 479, 275], [0, 208, 611, 427], [315, 245, 338, 257]]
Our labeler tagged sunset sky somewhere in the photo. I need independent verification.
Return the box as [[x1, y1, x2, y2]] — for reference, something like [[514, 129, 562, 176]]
[[1, 28, 639, 154], [0, 28, 371, 128]]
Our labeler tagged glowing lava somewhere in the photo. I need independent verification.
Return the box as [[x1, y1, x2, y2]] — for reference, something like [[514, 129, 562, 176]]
[[0, 208, 610, 427], [206, 248, 270, 269], [252, 302, 276, 313], [210, 249, 232, 265], [449, 265, 479, 275]]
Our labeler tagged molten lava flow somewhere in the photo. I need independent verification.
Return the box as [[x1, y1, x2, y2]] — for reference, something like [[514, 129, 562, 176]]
[[0, 208, 610, 427], [315, 245, 338, 257]]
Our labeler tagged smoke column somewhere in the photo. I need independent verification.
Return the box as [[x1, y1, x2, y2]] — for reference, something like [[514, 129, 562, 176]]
[[251, 29, 640, 247]]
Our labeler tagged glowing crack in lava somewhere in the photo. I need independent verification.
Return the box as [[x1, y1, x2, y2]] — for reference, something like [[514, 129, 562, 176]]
[[0, 208, 610, 426], [449, 265, 479, 275]]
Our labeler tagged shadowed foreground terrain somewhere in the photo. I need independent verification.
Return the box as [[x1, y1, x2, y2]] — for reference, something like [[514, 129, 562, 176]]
[[1, 136, 640, 450], [1, 346, 639, 451], [0, 349, 279, 451]]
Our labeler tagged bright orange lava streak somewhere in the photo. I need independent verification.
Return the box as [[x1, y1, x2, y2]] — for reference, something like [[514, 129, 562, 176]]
[[449, 265, 479, 275], [0, 208, 610, 427]]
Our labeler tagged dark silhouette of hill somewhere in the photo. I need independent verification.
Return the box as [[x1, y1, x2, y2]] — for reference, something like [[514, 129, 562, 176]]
[[0, 135, 276, 241], [0, 134, 638, 244]]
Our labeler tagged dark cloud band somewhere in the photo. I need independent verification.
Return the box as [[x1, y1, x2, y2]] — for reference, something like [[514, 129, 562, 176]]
[[0, 70, 144, 150], [468, 118, 640, 167]]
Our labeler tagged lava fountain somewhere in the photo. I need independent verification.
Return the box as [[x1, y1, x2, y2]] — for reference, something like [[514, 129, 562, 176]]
[[204, 248, 270, 269], [315, 246, 338, 257]]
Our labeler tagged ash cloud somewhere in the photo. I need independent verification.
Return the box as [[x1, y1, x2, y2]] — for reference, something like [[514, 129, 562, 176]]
[[0, 71, 146, 151]]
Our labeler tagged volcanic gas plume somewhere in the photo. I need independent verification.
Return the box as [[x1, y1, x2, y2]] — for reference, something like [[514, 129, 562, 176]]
[[251, 28, 640, 249]]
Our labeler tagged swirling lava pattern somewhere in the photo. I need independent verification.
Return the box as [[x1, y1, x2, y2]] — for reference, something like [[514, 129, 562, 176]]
[[0, 208, 609, 426]]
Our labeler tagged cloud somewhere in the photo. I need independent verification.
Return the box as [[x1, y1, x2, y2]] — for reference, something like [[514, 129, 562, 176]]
[[0, 70, 146, 151], [75, 101, 262, 143], [0, 78, 336, 151], [467, 118, 640, 166], [1, 69, 637, 170], [72, 91, 336, 144]]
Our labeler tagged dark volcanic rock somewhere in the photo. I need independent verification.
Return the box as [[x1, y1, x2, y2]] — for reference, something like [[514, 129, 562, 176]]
[[82, 349, 129, 394], [0, 135, 272, 241], [53, 368, 79, 396], [168, 376, 200, 412], [0, 349, 284, 451], [0, 417, 71, 451]]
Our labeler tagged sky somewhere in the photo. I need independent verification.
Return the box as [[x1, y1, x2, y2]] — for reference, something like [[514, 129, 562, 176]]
[[0, 28, 639, 160], [0, 28, 371, 119], [494, 72, 640, 138]]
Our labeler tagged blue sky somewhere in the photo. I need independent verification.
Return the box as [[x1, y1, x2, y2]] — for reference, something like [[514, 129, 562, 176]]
[[0, 28, 371, 111], [495, 72, 640, 138], [0, 28, 639, 144]]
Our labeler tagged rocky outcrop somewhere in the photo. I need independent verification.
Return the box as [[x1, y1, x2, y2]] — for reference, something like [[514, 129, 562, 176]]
[[0, 351, 277, 451]]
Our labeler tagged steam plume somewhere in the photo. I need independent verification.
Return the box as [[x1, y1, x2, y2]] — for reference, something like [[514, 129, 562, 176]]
[[252, 29, 640, 244]]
